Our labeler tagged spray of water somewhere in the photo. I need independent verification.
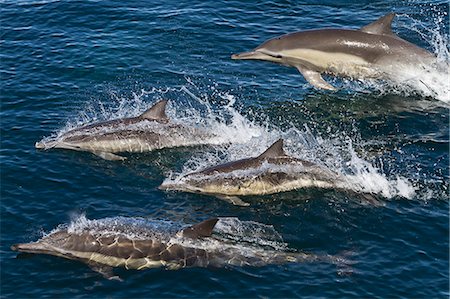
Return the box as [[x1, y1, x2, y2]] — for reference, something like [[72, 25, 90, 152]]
[[332, 12, 449, 105]]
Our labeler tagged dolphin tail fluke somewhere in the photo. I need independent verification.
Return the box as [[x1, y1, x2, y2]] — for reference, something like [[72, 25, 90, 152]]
[[325, 250, 356, 276], [290, 250, 355, 275], [295, 66, 336, 91]]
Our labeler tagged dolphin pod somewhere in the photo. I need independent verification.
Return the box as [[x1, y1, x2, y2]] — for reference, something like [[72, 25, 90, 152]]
[[232, 13, 435, 90], [11, 217, 348, 280], [14, 12, 426, 278]]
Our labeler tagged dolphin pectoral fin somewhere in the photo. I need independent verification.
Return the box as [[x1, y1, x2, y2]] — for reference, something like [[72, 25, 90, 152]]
[[295, 66, 336, 91], [165, 263, 182, 270], [215, 195, 250, 206], [93, 151, 127, 161], [88, 263, 122, 281]]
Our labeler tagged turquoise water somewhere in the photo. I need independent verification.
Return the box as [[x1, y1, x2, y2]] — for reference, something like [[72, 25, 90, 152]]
[[1, 0, 449, 297]]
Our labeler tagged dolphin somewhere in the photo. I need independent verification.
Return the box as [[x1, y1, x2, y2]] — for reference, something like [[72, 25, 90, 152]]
[[231, 13, 435, 91], [160, 139, 349, 206], [35, 100, 214, 161], [11, 216, 344, 280]]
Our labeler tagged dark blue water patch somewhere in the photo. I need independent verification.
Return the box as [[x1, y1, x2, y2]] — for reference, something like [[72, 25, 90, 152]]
[[1, 0, 449, 297]]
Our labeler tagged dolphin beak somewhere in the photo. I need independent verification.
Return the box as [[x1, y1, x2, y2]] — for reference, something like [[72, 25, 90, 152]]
[[35, 140, 58, 150], [231, 50, 283, 62], [11, 242, 48, 254], [158, 182, 175, 191], [35, 141, 46, 149], [159, 180, 193, 192], [232, 51, 256, 59], [231, 51, 269, 60], [158, 184, 168, 191]]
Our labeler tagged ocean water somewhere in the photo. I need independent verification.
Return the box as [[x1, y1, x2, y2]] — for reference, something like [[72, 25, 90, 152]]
[[1, 0, 449, 297]]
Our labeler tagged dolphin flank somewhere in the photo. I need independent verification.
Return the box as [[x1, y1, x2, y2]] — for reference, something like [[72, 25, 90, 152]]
[[35, 100, 214, 160], [11, 216, 341, 280], [231, 13, 435, 90], [159, 139, 348, 206]]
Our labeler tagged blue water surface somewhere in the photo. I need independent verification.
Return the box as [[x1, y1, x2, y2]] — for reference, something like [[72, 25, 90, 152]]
[[1, 0, 449, 298]]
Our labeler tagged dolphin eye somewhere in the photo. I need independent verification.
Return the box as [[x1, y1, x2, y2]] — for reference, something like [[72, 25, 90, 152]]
[[268, 53, 282, 59], [259, 50, 282, 59]]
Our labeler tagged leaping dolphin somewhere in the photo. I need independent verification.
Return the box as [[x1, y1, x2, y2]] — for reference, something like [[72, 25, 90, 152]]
[[159, 139, 355, 206], [35, 100, 214, 160], [231, 13, 435, 91], [11, 216, 345, 280]]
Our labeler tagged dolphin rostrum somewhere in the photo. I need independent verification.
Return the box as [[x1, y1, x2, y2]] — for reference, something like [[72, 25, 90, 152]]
[[231, 13, 435, 91], [11, 216, 344, 279], [35, 100, 214, 160], [160, 139, 349, 206]]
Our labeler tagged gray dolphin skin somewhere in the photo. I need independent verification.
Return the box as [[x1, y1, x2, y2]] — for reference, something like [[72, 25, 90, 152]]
[[231, 13, 435, 90], [159, 139, 344, 206], [11, 217, 332, 280], [35, 100, 213, 160]]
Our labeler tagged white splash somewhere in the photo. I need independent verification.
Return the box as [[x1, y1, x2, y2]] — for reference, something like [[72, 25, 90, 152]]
[[337, 145, 416, 199], [336, 12, 450, 105], [395, 12, 450, 104]]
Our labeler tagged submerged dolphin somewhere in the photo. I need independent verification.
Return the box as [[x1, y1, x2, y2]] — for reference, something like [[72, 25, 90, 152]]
[[231, 13, 435, 90], [11, 216, 343, 279], [160, 139, 348, 206], [36, 100, 213, 160]]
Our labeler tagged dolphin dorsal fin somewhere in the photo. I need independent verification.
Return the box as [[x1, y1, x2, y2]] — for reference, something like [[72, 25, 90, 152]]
[[360, 13, 396, 36], [140, 100, 169, 122], [258, 139, 287, 159], [181, 218, 219, 239]]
